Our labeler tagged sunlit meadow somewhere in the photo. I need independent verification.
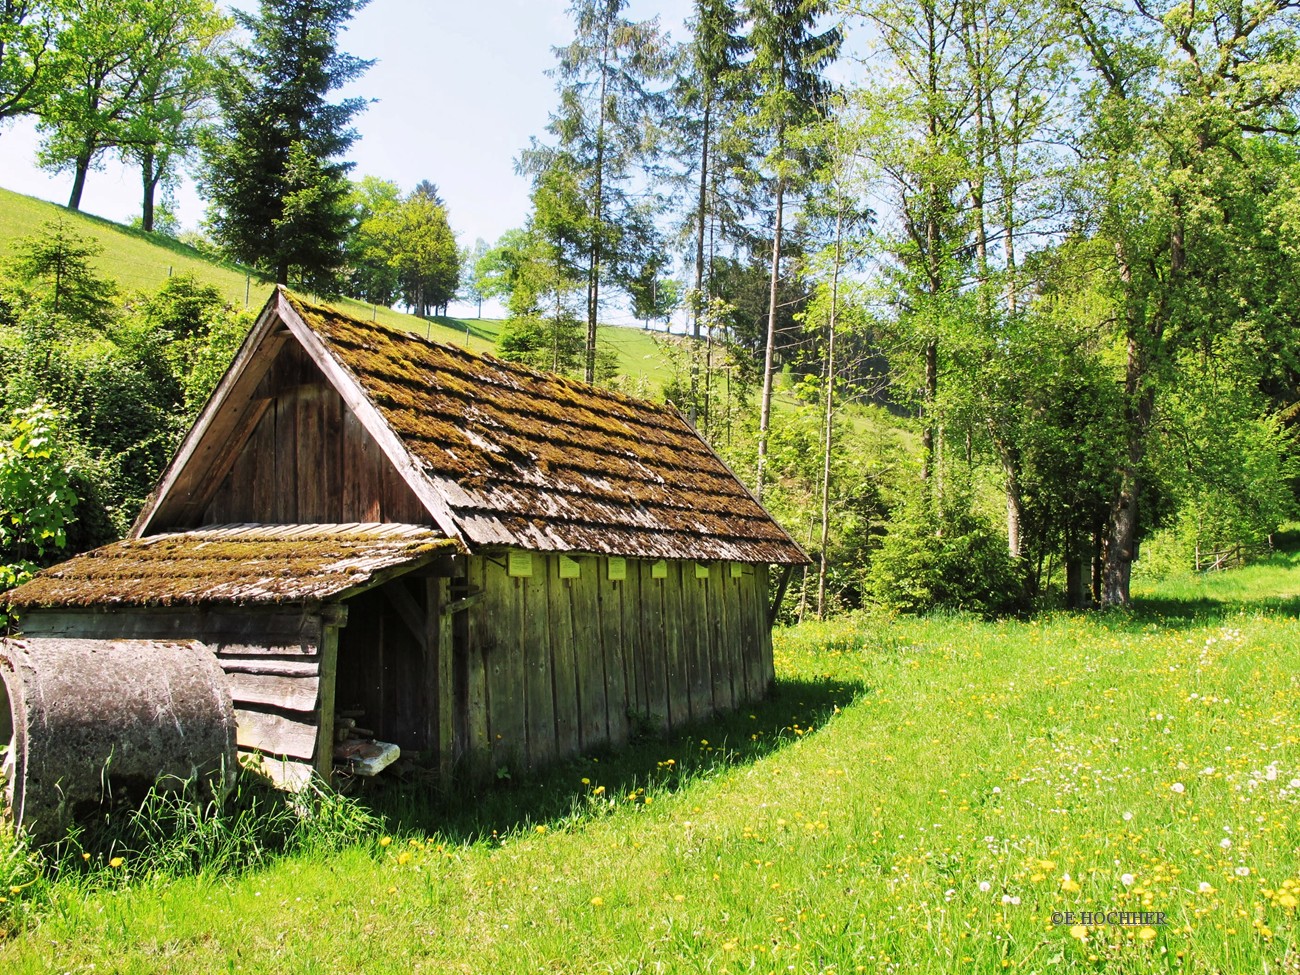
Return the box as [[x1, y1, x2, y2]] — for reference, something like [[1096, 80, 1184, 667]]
[[2, 557, 1300, 973]]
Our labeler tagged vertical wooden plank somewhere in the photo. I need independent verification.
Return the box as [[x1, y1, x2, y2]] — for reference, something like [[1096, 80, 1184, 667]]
[[620, 562, 645, 727], [273, 393, 298, 523], [569, 558, 607, 752], [663, 561, 690, 732], [320, 386, 344, 522], [710, 567, 735, 713], [249, 400, 277, 521], [343, 409, 382, 522], [723, 568, 745, 705], [598, 560, 629, 749], [485, 558, 527, 773], [638, 559, 670, 733], [437, 574, 455, 782], [424, 577, 441, 763], [549, 556, 580, 759], [685, 565, 713, 722], [522, 562, 555, 770], [758, 564, 775, 690], [736, 568, 757, 704], [465, 557, 491, 778], [295, 385, 321, 520], [314, 618, 339, 781]]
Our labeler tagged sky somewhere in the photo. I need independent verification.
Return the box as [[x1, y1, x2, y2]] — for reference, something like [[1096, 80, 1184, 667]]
[[0, 0, 693, 318]]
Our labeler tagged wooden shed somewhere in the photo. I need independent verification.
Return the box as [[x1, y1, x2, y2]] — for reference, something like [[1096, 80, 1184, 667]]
[[3, 288, 807, 793]]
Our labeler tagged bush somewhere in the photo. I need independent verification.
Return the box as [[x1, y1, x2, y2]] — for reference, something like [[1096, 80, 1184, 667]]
[[865, 489, 1028, 618]]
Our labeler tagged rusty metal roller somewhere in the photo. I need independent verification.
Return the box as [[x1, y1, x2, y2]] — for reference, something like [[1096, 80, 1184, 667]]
[[0, 637, 236, 842]]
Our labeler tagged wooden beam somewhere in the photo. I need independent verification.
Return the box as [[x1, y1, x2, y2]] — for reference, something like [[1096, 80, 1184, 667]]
[[768, 565, 794, 628], [314, 619, 341, 780]]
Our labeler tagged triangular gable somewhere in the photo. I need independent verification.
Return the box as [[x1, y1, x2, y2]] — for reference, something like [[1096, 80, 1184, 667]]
[[137, 288, 806, 564], [132, 289, 463, 543]]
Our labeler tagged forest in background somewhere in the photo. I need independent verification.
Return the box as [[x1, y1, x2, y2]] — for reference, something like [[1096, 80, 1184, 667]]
[[0, 0, 1297, 617]]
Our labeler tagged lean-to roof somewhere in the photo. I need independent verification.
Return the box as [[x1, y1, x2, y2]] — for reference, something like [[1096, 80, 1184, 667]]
[[284, 293, 807, 564], [6, 524, 456, 609]]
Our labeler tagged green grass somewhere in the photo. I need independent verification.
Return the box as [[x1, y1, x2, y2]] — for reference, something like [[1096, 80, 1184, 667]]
[[4, 555, 1300, 971]]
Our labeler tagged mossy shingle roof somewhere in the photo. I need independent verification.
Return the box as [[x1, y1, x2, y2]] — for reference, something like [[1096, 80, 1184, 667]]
[[285, 292, 807, 564], [6, 523, 456, 609]]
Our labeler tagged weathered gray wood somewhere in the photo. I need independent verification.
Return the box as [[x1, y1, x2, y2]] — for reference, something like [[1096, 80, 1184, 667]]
[[315, 622, 339, 778], [235, 707, 317, 761], [226, 671, 320, 713], [598, 561, 629, 748], [465, 558, 491, 777], [296, 383, 326, 521], [218, 657, 319, 678], [20, 608, 321, 651], [637, 558, 670, 733], [568, 558, 607, 751], [710, 568, 734, 713], [435, 576, 455, 781], [620, 561, 645, 724], [758, 564, 775, 690], [684, 566, 713, 722], [343, 408, 382, 522], [662, 561, 690, 731], [484, 558, 525, 772], [273, 393, 299, 523], [521, 563, 554, 770], [549, 556, 580, 757]]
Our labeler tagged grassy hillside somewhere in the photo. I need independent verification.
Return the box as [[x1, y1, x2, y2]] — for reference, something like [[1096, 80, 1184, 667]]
[[0, 187, 688, 392], [4, 556, 1300, 971]]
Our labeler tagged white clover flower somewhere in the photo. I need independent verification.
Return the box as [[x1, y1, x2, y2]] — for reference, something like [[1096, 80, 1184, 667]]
[[1235, 867, 1250, 877], [1121, 873, 1135, 886], [978, 881, 991, 892], [1122, 811, 1134, 821], [1220, 839, 1232, 849], [1171, 783, 1186, 794]]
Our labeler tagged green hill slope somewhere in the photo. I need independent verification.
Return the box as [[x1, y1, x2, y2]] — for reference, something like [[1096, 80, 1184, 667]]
[[0, 187, 684, 387]]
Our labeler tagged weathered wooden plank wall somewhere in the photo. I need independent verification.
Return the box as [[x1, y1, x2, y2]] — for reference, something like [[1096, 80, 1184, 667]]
[[199, 342, 427, 527], [450, 553, 773, 778]]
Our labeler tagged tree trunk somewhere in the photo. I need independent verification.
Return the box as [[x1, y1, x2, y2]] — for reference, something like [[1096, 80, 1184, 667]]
[[141, 147, 158, 233], [67, 149, 93, 211], [1101, 331, 1153, 607], [755, 176, 785, 503], [689, 96, 712, 426], [816, 209, 844, 621]]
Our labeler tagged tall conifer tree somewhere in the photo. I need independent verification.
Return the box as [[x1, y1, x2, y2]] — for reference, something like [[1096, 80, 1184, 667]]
[[201, 0, 371, 290]]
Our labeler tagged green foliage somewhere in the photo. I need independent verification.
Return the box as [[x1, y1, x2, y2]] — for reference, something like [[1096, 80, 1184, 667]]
[[201, 0, 371, 288], [0, 403, 76, 585], [496, 312, 585, 377], [865, 484, 1027, 617], [0, 0, 58, 127], [7, 219, 116, 324]]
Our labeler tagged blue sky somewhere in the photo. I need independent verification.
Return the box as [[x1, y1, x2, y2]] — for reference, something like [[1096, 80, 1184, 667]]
[[0, 0, 692, 267]]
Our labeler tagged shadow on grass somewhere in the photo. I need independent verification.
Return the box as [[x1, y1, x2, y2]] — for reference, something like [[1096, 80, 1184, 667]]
[[1102, 592, 1300, 631], [362, 675, 867, 843]]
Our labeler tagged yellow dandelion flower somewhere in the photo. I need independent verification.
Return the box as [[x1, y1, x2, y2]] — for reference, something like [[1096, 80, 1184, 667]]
[[1279, 893, 1298, 909], [590, 896, 604, 906], [1061, 874, 1081, 893], [378, 836, 392, 848], [109, 857, 124, 869], [1138, 927, 1158, 941], [535, 825, 547, 834], [397, 851, 412, 866], [1069, 925, 1088, 941]]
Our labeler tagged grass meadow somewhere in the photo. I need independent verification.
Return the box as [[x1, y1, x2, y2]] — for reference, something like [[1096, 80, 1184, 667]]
[[2, 554, 1298, 972]]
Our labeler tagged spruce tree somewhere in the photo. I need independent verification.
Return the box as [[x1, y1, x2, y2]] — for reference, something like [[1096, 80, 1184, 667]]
[[201, 0, 371, 291]]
